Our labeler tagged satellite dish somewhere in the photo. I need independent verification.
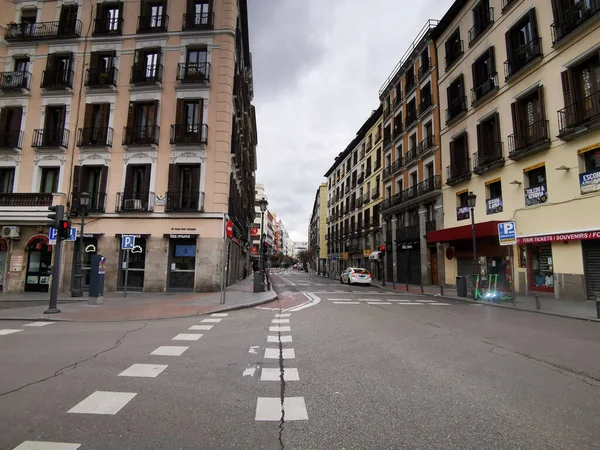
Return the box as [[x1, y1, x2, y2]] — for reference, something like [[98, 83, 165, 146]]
[[131, 245, 143, 254], [85, 244, 96, 253]]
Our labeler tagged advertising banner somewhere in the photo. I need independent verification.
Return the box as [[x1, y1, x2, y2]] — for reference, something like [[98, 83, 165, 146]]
[[524, 184, 548, 206], [579, 170, 600, 194], [486, 197, 503, 214], [456, 206, 470, 221]]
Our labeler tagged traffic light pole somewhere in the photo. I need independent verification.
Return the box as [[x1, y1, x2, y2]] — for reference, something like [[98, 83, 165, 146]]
[[45, 233, 63, 314]]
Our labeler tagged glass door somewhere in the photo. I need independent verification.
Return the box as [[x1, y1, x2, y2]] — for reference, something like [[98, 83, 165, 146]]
[[118, 238, 146, 291], [168, 238, 196, 290], [25, 240, 52, 292]]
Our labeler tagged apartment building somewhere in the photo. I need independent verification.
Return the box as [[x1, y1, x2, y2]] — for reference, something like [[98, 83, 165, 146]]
[[308, 182, 327, 273], [378, 20, 444, 286], [0, 0, 257, 293], [428, 0, 600, 299], [325, 107, 383, 278]]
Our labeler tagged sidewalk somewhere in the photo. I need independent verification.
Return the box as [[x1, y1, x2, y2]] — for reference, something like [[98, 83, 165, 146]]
[[0, 277, 277, 322]]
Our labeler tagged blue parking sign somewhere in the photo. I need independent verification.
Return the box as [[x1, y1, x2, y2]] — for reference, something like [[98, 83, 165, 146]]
[[498, 222, 516, 246], [121, 235, 136, 250]]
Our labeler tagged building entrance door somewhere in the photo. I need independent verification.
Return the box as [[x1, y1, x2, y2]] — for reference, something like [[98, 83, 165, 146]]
[[25, 238, 52, 292], [118, 238, 146, 291], [168, 238, 196, 291]]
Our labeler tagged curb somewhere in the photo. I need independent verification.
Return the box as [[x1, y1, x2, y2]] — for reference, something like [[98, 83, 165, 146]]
[[371, 283, 600, 323], [0, 293, 279, 323]]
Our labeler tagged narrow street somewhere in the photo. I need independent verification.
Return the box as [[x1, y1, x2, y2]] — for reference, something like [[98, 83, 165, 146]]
[[1, 270, 599, 449]]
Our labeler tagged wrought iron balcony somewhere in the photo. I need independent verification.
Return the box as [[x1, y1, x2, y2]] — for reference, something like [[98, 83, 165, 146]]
[[0, 131, 23, 150], [445, 40, 464, 70], [182, 12, 215, 30], [357, 173, 365, 184], [446, 96, 467, 123], [418, 60, 431, 79], [77, 127, 113, 147], [508, 119, 550, 160], [405, 147, 418, 165], [393, 122, 403, 139], [394, 94, 402, 108], [418, 135, 436, 155], [137, 14, 169, 33], [398, 224, 420, 240], [471, 72, 499, 106], [116, 192, 154, 212], [93, 17, 123, 36], [468, 8, 494, 46], [4, 20, 82, 41], [130, 64, 163, 84], [419, 93, 433, 115], [405, 110, 417, 128], [85, 66, 118, 88], [371, 188, 380, 199], [383, 107, 393, 120], [0, 71, 31, 90], [551, 1, 600, 45], [504, 37, 542, 81], [176, 62, 211, 83], [0, 193, 53, 207], [41, 69, 74, 89], [405, 77, 416, 94], [71, 192, 106, 213], [122, 125, 160, 146], [383, 133, 392, 148], [473, 142, 505, 175], [165, 191, 204, 212], [375, 159, 382, 170], [558, 89, 600, 140], [363, 192, 370, 203], [365, 166, 372, 177], [31, 129, 69, 148], [170, 123, 208, 145], [446, 159, 472, 186], [382, 165, 393, 180]]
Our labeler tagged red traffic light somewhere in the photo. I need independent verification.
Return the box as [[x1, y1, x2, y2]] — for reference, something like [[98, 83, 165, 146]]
[[381, 245, 386, 251]]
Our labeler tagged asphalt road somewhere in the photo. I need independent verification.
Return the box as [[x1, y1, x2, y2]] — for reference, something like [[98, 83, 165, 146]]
[[1, 270, 599, 449]]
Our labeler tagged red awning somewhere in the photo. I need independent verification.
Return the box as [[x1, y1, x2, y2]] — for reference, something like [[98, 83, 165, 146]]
[[427, 221, 502, 243]]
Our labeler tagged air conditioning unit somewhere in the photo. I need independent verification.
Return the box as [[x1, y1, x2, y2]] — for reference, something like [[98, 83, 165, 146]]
[[2, 226, 21, 238]]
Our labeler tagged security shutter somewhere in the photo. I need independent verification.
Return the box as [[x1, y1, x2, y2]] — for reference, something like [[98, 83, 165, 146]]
[[583, 240, 600, 300]]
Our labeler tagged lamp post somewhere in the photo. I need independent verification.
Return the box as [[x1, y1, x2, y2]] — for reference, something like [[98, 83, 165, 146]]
[[71, 191, 90, 297], [466, 191, 478, 299], [257, 197, 268, 272]]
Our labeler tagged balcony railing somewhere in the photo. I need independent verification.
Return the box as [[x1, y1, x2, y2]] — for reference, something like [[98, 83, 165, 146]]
[[418, 135, 436, 155], [32, 129, 69, 148], [508, 119, 550, 160], [71, 192, 106, 213], [383, 107, 393, 120], [41, 69, 75, 89], [4, 20, 82, 41], [473, 142, 504, 175], [0, 71, 31, 90], [85, 66, 118, 88], [170, 123, 208, 145], [419, 93, 433, 115], [446, 96, 467, 123], [446, 159, 472, 186], [366, 166, 372, 177], [116, 192, 154, 212], [176, 62, 211, 83], [165, 191, 204, 212], [405, 110, 417, 128], [130, 64, 163, 84], [393, 123, 403, 139], [551, 0, 600, 45], [0, 193, 53, 207], [398, 224, 420, 240], [363, 217, 370, 228], [182, 12, 215, 30], [137, 14, 169, 33], [382, 165, 393, 180], [471, 72, 499, 105], [468, 8, 494, 46], [0, 131, 24, 149], [394, 95, 402, 108], [363, 192, 370, 203], [504, 37, 542, 80], [383, 133, 392, 148], [357, 173, 365, 184], [558, 89, 600, 139], [405, 147, 418, 165], [418, 60, 431, 79], [93, 17, 123, 36], [405, 77, 416, 94], [375, 132, 382, 143], [122, 125, 160, 146], [375, 159, 382, 170], [445, 40, 464, 70], [371, 188, 380, 199], [77, 127, 113, 147]]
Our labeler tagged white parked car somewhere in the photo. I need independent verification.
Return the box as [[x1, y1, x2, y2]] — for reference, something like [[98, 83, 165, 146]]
[[340, 268, 372, 285]]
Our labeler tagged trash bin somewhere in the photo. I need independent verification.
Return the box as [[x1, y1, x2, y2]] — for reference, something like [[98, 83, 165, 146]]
[[253, 270, 265, 293], [456, 276, 467, 297]]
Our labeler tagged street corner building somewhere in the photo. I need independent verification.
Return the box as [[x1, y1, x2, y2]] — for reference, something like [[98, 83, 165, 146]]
[[0, 0, 257, 294]]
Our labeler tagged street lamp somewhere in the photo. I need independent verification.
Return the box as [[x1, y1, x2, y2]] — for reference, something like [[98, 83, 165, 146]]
[[71, 192, 90, 298], [257, 197, 268, 272], [466, 191, 478, 299]]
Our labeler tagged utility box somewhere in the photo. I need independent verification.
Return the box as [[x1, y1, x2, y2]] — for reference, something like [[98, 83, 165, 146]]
[[89, 254, 106, 305], [456, 276, 467, 297], [253, 270, 265, 293]]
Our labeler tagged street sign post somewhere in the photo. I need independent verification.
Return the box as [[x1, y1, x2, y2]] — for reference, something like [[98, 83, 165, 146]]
[[121, 235, 135, 298], [498, 222, 517, 246]]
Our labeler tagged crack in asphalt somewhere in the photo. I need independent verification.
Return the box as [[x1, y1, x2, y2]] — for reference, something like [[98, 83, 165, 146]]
[[0, 322, 148, 397]]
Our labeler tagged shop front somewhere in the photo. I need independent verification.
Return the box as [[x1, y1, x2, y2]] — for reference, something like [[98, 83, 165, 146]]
[[396, 239, 421, 285], [165, 234, 198, 291], [24, 235, 52, 292], [117, 234, 148, 291]]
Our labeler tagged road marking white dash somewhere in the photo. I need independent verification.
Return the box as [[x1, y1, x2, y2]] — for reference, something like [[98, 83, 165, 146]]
[[68, 391, 137, 415], [267, 335, 293, 343], [211, 313, 229, 317], [275, 313, 291, 318], [23, 322, 56, 327], [243, 364, 259, 377], [255, 397, 308, 421], [201, 318, 222, 323], [370, 302, 391, 305], [264, 348, 295, 359], [271, 319, 289, 324], [328, 298, 351, 301], [395, 303, 424, 305], [0, 329, 22, 335], [189, 325, 213, 331], [150, 346, 188, 356], [261, 368, 300, 381], [172, 333, 203, 341], [415, 300, 435, 303], [334, 301, 360, 304], [269, 326, 291, 332], [13, 442, 81, 450], [430, 302, 451, 306], [249, 346, 260, 354], [118, 364, 168, 378]]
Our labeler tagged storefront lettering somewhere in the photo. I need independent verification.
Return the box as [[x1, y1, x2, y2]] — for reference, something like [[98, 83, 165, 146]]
[[579, 169, 600, 194], [524, 184, 547, 206], [517, 231, 600, 244]]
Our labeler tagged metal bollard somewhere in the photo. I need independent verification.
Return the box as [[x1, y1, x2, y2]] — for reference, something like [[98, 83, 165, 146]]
[[405, 283, 409, 292], [535, 294, 541, 310], [440, 285, 444, 296], [420, 284, 424, 293], [596, 293, 600, 318]]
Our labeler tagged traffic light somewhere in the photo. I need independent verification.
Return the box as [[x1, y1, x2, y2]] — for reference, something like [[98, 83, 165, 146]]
[[263, 241, 269, 254], [58, 219, 72, 239], [380, 245, 386, 257], [47, 205, 65, 230]]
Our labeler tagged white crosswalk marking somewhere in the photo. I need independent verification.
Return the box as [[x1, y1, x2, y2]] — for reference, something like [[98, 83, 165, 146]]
[[264, 348, 295, 359], [68, 391, 137, 415], [189, 325, 213, 330], [268, 335, 292, 343], [271, 319, 289, 324], [255, 397, 308, 421], [118, 364, 168, 378], [201, 318, 222, 323], [430, 302, 451, 305], [334, 301, 360, 304], [211, 313, 229, 317], [0, 329, 22, 335], [23, 322, 55, 327], [150, 346, 188, 356], [172, 333, 203, 341], [261, 368, 299, 381], [269, 326, 291, 332], [13, 442, 81, 450]]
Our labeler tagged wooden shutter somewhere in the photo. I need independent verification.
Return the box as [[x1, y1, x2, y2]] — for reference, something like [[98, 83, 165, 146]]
[[175, 99, 185, 124], [79, 166, 90, 195], [493, 112, 501, 144], [488, 46, 496, 76], [505, 30, 512, 60], [89, 52, 100, 70], [95, 2, 104, 21], [99, 166, 108, 211], [537, 85, 546, 121], [449, 140, 456, 166], [476, 122, 483, 153], [192, 165, 200, 191], [560, 69, 574, 107], [83, 104, 95, 129], [127, 102, 135, 128], [151, 100, 159, 127], [9, 107, 22, 133], [471, 59, 479, 89], [57, 105, 66, 131], [198, 99, 204, 127], [0, 109, 7, 132], [142, 164, 151, 193], [72, 166, 82, 197], [123, 165, 134, 198], [99, 103, 110, 128], [528, 8, 538, 39], [186, 0, 196, 27], [167, 164, 179, 194]]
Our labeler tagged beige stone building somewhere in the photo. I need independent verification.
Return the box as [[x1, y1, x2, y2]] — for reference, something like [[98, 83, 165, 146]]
[[308, 182, 327, 274], [428, 0, 600, 299], [0, 0, 257, 293]]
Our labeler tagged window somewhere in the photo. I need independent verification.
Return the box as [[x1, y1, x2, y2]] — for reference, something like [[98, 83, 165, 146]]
[[95, 3, 123, 34], [14, 57, 29, 73], [167, 164, 201, 211], [580, 149, 600, 195], [505, 9, 541, 80], [446, 75, 467, 122], [410, 171, 418, 186], [81, 103, 110, 146], [457, 191, 470, 220], [509, 85, 549, 156], [425, 162, 434, 179], [125, 101, 158, 145], [191, 0, 211, 25], [0, 168, 15, 193], [420, 83, 433, 114], [21, 8, 37, 25], [405, 66, 416, 92], [445, 28, 464, 70], [0, 106, 23, 148], [469, 0, 493, 45], [447, 133, 471, 185], [42, 53, 73, 88], [132, 48, 161, 83], [420, 48, 430, 76], [186, 48, 208, 74], [150, 3, 165, 27], [559, 53, 600, 133], [121, 164, 152, 211], [386, 185, 392, 199], [406, 98, 417, 126], [396, 179, 403, 193], [583, 149, 600, 172], [550, 0, 600, 44], [471, 47, 498, 105], [486, 180, 503, 214], [524, 165, 548, 206], [72, 166, 108, 211], [475, 113, 502, 169], [40, 167, 59, 193], [409, 133, 417, 154]]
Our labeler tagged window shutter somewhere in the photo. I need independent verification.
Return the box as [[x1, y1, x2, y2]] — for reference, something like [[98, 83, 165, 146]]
[[134, 49, 140, 65], [127, 102, 135, 128], [476, 122, 483, 153], [151, 100, 159, 126], [175, 99, 185, 124], [95, 2, 104, 21], [99, 103, 110, 129], [9, 107, 22, 132], [198, 98, 204, 127], [504, 30, 512, 59], [488, 46, 496, 76], [99, 166, 108, 211], [167, 164, 178, 194], [471, 59, 479, 89], [0, 108, 7, 132], [510, 101, 521, 146], [72, 165, 82, 197], [493, 112, 501, 144], [560, 70, 573, 107], [79, 166, 90, 195], [83, 103, 95, 129], [537, 85, 546, 120], [89, 52, 100, 70], [57, 105, 66, 131], [449, 140, 456, 165], [123, 165, 134, 198], [528, 8, 538, 39], [143, 164, 151, 193], [192, 165, 200, 192]]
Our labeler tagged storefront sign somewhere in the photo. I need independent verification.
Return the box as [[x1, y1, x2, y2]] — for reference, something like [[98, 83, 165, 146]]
[[456, 206, 470, 221], [517, 230, 600, 244], [524, 184, 547, 206], [523, 161, 545, 172], [155, 194, 166, 206], [579, 169, 600, 194], [486, 197, 503, 214], [498, 222, 516, 246], [362, 250, 371, 257], [577, 141, 600, 154], [9, 253, 23, 272], [164, 234, 199, 239]]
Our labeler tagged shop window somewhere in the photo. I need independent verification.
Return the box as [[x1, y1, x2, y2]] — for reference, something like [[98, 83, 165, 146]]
[[579, 148, 600, 195], [486, 180, 503, 214], [524, 165, 547, 206], [456, 191, 470, 220], [529, 242, 554, 292]]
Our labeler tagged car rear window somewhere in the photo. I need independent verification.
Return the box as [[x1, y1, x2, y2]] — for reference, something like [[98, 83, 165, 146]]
[[355, 269, 368, 274]]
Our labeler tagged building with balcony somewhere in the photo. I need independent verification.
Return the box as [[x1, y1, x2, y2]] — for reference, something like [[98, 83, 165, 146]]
[[429, 0, 600, 300], [324, 107, 383, 277], [0, 0, 257, 294], [308, 183, 327, 274], [378, 20, 444, 286]]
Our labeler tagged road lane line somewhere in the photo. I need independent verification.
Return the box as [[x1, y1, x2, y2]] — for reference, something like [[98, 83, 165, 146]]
[[68, 391, 137, 415], [394, 303, 425, 305], [369, 302, 391, 305], [23, 322, 55, 327], [189, 325, 213, 330], [334, 301, 360, 304], [264, 348, 295, 359], [261, 368, 299, 381], [0, 329, 22, 335], [150, 346, 188, 356], [255, 397, 308, 421], [275, 314, 291, 317], [13, 442, 81, 450], [211, 313, 229, 317], [172, 333, 203, 341], [118, 364, 168, 378], [430, 302, 451, 305]]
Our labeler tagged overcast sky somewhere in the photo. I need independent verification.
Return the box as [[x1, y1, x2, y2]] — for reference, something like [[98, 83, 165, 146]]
[[247, 0, 454, 242]]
